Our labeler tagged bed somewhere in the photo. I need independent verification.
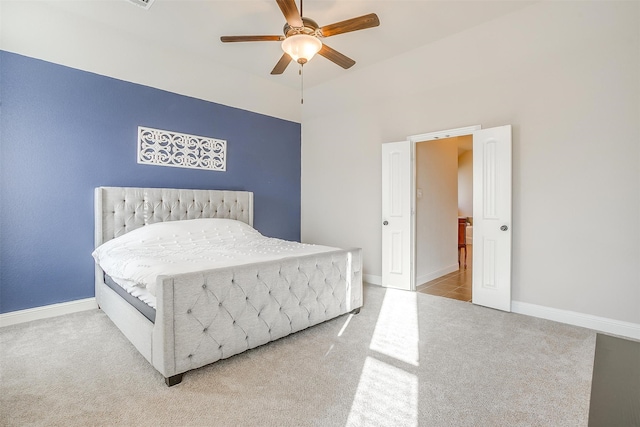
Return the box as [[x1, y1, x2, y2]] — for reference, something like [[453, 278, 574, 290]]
[[93, 186, 363, 386]]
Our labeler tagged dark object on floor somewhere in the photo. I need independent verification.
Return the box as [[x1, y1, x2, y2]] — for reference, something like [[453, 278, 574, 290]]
[[588, 333, 640, 426], [458, 217, 468, 269]]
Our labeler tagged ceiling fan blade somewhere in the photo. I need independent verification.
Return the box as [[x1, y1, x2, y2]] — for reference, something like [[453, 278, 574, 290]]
[[271, 53, 292, 75], [220, 35, 284, 43], [320, 13, 380, 38], [318, 44, 356, 69], [276, 0, 303, 28]]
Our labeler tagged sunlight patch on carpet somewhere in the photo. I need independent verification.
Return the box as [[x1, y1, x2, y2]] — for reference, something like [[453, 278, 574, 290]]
[[369, 289, 419, 366], [346, 356, 418, 427], [338, 314, 354, 337]]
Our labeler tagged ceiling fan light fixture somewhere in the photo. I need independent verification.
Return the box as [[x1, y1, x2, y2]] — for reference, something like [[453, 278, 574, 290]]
[[281, 34, 322, 64]]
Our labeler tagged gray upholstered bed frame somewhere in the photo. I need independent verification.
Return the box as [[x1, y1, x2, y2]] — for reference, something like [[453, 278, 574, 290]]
[[94, 186, 363, 386]]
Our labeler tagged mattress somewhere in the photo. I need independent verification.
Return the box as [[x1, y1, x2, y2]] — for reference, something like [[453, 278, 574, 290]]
[[93, 218, 338, 308], [104, 274, 156, 322]]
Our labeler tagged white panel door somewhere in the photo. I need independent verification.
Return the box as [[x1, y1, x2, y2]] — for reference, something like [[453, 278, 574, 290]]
[[472, 125, 512, 311], [381, 141, 413, 290]]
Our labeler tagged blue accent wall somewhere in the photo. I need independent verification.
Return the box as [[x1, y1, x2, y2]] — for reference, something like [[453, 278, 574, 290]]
[[0, 51, 301, 314]]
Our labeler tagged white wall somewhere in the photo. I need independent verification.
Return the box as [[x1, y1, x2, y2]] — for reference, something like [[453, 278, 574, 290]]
[[457, 150, 473, 219], [301, 1, 640, 324], [0, 1, 301, 123], [415, 140, 459, 284]]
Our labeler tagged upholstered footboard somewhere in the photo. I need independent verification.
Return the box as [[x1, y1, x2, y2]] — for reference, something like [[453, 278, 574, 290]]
[[151, 248, 362, 385]]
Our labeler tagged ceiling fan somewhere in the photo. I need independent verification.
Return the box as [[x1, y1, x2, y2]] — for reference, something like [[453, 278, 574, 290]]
[[220, 0, 380, 75]]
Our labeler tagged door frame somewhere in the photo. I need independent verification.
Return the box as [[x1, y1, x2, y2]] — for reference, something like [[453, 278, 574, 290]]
[[408, 125, 482, 292]]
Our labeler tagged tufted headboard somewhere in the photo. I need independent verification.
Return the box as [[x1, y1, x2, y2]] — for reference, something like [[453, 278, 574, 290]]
[[95, 186, 254, 247]]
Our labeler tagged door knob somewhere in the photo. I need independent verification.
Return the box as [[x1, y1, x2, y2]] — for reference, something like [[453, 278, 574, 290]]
[[500, 225, 508, 231], [383, 221, 389, 226]]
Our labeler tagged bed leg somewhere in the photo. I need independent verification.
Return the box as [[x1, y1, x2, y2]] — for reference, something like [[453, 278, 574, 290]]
[[351, 307, 361, 315], [165, 374, 183, 387]]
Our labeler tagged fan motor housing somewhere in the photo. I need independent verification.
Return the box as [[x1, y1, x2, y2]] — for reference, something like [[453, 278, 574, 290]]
[[283, 17, 320, 37]]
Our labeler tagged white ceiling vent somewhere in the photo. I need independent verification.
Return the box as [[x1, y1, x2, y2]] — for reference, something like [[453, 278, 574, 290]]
[[126, 0, 155, 10]]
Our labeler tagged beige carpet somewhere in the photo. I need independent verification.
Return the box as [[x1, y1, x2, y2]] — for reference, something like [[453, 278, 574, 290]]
[[0, 284, 595, 426]]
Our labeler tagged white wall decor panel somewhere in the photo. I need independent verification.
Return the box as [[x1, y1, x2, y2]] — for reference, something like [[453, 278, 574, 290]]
[[137, 127, 226, 171]]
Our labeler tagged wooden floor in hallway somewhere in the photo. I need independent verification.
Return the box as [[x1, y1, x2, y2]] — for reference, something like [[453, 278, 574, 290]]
[[416, 245, 472, 302]]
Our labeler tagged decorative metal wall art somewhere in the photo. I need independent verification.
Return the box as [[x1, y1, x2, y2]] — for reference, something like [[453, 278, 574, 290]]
[[137, 126, 226, 171]]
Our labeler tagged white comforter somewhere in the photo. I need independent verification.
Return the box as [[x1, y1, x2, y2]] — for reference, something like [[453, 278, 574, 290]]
[[92, 218, 337, 303]]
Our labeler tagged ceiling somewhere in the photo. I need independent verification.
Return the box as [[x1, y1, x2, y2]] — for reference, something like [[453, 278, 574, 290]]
[[46, 0, 535, 90]]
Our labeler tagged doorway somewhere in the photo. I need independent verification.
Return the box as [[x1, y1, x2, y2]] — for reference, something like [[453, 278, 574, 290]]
[[415, 135, 473, 302], [381, 124, 512, 312]]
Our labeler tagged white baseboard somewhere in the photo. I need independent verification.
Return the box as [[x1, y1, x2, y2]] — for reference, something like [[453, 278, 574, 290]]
[[0, 298, 98, 327], [363, 274, 382, 286], [365, 265, 462, 289], [512, 301, 640, 341], [361, 276, 639, 339], [416, 263, 460, 286]]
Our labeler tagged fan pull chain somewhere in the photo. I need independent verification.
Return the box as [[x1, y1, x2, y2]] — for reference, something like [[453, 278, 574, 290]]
[[299, 0, 305, 104]]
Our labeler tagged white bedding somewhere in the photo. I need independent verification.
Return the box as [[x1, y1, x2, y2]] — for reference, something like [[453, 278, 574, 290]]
[[92, 218, 337, 307]]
